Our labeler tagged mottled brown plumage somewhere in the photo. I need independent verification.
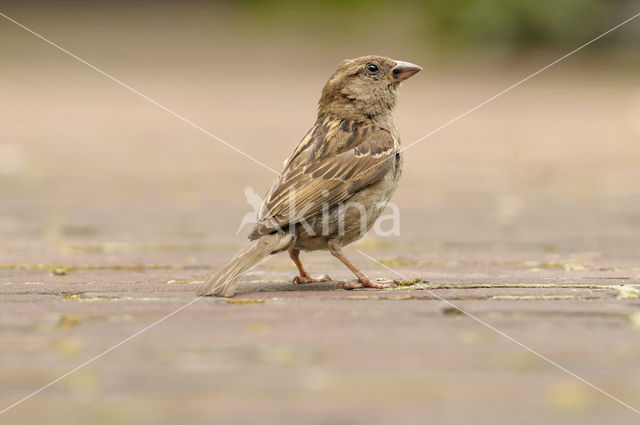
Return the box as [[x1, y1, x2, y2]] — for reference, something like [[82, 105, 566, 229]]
[[199, 55, 421, 297]]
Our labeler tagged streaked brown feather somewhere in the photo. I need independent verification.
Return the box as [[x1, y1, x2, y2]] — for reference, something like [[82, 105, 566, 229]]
[[248, 117, 395, 239]]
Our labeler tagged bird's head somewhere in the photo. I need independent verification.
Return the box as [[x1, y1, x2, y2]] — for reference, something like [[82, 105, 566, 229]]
[[318, 55, 422, 119]]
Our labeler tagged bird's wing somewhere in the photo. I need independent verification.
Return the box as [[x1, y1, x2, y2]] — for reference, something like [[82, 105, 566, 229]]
[[250, 117, 396, 238]]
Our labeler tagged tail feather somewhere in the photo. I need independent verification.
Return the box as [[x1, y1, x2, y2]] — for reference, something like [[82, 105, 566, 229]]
[[198, 233, 293, 297]]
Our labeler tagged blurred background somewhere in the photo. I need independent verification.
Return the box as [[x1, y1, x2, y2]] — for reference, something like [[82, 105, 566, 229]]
[[1, 0, 639, 254], [1, 2, 640, 424]]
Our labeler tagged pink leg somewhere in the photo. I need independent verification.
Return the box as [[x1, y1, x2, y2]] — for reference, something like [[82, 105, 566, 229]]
[[289, 248, 331, 284], [327, 240, 396, 290]]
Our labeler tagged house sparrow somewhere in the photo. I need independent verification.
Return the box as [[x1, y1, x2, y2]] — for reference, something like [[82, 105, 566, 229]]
[[199, 55, 421, 297]]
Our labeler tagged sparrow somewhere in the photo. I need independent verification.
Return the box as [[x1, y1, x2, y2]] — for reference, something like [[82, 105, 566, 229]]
[[199, 55, 421, 297]]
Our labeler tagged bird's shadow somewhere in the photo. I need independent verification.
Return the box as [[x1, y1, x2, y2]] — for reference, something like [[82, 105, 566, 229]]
[[242, 280, 340, 294]]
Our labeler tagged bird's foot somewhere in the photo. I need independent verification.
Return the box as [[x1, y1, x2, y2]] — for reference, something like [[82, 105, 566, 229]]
[[292, 274, 332, 285], [339, 278, 397, 290]]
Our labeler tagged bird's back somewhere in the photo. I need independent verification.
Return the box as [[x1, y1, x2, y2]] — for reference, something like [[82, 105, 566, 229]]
[[248, 115, 399, 240]]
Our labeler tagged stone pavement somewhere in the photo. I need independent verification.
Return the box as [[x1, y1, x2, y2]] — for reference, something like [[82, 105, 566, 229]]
[[1, 238, 640, 424]]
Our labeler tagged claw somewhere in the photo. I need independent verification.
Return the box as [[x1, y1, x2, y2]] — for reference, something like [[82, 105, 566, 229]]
[[292, 274, 332, 285], [338, 280, 363, 290], [339, 278, 396, 290]]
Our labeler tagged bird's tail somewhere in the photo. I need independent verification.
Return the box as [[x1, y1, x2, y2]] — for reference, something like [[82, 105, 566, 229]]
[[198, 233, 293, 297]]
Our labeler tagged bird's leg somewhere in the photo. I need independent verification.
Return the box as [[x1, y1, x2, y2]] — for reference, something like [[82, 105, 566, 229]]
[[327, 239, 396, 290], [288, 248, 331, 284]]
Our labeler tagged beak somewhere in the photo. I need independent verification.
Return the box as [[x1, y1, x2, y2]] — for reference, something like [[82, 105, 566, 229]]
[[390, 60, 422, 82]]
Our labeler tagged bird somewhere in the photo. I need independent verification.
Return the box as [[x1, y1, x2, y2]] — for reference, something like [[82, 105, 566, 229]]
[[198, 55, 421, 297]]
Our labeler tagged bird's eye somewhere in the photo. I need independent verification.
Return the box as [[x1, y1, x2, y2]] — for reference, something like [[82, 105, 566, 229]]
[[365, 63, 379, 73]]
